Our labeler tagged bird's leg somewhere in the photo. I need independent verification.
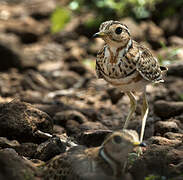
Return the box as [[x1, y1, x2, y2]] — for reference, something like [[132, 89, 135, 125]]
[[140, 91, 149, 142], [123, 92, 137, 129]]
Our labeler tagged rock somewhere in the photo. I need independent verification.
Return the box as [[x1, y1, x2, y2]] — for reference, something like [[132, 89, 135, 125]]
[[167, 61, 183, 77], [35, 102, 72, 118], [0, 99, 53, 143], [35, 136, 66, 161], [155, 121, 179, 135], [0, 0, 24, 4], [76, 130, 112, 147], [0, 148, 39, 180], [24, 0, 57, 19], [147, 136, 181, 146], [75, 173, 129, 180], [158, 47, 183, 62], [140, 21, 165, 49], [89, 38, 104, 54], [154, 100, 183, 119], [4, 16, 47, 44], [0, 3, 26, 21], [57, 133, 78, 150], [175, 114, 183, 123], [54, 110, 88, 126], [53, 125, 65, 135], [0, 69, 23, 96], [0, 33, 22, 70], [15, 142, 38, 158], [164, 132, 183, 141], [65, 119, 81, 136], [0, 137, 20, 149], [0, 32, 38, 70], [106, 87, 123, 104], [165, 77, 183, 101], [168, 36, 183, 46], [66, 41, 87, 61], [120, 17, 144, 40], [68, 62, 87, 75], [80, 121, 108, 132], [130, 144, 183, 179], [79, 108, 102, 121], [35, 43, 65, 63], [51, 70, 81, 89], [21, 70, 53, 92], [172, 175, 183, 180], [160, 15, 179, 36], [19, 90, 44, 104]]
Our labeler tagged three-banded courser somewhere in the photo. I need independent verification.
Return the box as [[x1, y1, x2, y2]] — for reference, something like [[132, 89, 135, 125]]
[[93, 20, 167, 142]]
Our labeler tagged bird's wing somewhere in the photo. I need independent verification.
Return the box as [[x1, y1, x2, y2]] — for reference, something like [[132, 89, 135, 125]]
[[136, 44, 167, 83], [96, 45, 106, 79], [42, 153, 74, 179], [42, 146, 90, 180]]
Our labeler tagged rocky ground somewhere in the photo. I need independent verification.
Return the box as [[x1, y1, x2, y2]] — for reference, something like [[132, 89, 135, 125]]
[[0, 0, 183, 180]]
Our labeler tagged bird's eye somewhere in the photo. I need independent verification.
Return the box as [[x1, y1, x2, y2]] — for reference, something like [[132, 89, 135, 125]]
[[113, 135, 122, 144], [115, 27, 122, 34]]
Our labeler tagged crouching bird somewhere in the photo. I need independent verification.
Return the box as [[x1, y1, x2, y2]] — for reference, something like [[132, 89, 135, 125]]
[[41, 130, 145, 180]]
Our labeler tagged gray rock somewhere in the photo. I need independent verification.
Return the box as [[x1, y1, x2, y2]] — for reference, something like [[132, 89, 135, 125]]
[[15, 142, 38, 158], [168, 36, 183, 46], [0, 99, 53, 143], [0, 137, 20, 149], [167, 61, 183, 77], [35, 136, 66, 161], [130, 144, 183, 179], [0, 33, 22, 70], [24, 0, 57, 18], [0, 148, 39, 180], [154, 100, 183, 119], [76, 130, 112, 147], [147, 136, 181, 146], [106, 87, 124, 104], [54, 110, 88, 126], [155, 121, 179, 135], [164, 132, 183, 141]]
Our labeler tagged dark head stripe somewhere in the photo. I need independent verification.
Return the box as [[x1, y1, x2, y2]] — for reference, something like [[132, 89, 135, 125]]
[[99, 20, 130, 35]]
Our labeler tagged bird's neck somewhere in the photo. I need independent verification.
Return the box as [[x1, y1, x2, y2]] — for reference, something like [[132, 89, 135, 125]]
[[99, 147, 121, 177], [106, 38, 132, 64]]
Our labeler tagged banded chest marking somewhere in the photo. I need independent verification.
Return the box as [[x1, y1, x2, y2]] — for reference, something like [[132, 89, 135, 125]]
[[97, 48, 140, 79]]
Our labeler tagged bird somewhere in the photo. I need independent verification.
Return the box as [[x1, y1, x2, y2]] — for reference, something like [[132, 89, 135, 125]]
[[40, 130, 145, 180], [93, 20, 168, 142]]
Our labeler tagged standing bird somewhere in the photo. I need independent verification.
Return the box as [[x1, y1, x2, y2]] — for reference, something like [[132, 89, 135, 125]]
[[41, 130, 145, 180], [93, 20, 167, 142]]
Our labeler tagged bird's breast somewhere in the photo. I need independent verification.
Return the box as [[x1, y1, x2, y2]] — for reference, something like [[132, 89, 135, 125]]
[[98, 54, 136, 79]]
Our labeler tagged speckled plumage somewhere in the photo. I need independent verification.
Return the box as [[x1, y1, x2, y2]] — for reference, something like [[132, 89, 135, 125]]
[[41, 130, 141, 180], [96, 34, 166, 92], [94, 20, 167, 142]]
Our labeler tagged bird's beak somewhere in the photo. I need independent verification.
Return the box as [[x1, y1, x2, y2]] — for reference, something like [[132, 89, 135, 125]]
[[133, 142, 146, 147], [92, 31, 106, 38]]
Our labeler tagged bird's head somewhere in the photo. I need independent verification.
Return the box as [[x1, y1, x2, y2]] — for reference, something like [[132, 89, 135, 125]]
[[93, 20, 131, 48], [101, 130, 145, 163]]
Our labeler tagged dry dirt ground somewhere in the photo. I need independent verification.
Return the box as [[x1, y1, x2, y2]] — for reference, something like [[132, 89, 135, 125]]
[[0, 1, 183, 180]]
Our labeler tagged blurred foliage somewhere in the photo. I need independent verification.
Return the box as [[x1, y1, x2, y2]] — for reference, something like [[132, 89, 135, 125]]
[[180, 94, 183, 101], [69, 0, 163, 19], [158, 45, 183, 66], [50, 7, 71, 34], [127, 152, 139, 166], [153, 0, 183, 20], [145, 175, 166, 180], [50, 0, 183, 33], [82, 59, 95, 70]]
